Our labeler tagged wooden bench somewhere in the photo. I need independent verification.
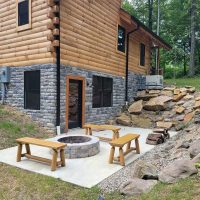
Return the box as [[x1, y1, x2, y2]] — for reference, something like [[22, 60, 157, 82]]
[[109, 133, 140, 166], [16, 137, 67, 171], [83, 124, 121, 142]]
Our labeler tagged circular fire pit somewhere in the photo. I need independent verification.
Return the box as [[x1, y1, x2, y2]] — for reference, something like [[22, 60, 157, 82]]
[[57, 135, 100, 159]]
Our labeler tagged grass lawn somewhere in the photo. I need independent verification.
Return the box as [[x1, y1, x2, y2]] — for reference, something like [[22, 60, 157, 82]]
[[165, 77, 200, 91], [0, 105, 200, 200]]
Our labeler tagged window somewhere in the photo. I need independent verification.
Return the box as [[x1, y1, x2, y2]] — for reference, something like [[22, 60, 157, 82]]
[[140, 43, 146, 66], [93, 76, 113, 108], [24, 70, 40, 110], [117, 25, 126, 53], [17, 0, 31, 31]]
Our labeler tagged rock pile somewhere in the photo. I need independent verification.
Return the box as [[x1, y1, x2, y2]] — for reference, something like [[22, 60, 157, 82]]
[[113, 86, 200, 131]]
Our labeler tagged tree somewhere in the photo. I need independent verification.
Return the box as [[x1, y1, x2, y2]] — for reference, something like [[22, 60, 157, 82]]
[[148, 0, 153, 30], [189, 0, 196, 77]]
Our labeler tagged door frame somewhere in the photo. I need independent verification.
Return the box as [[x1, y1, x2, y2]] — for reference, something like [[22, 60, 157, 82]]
[[66, 75, 85, 130]]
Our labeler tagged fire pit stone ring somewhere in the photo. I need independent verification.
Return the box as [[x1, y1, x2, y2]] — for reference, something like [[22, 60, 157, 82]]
[[55, 134, 100, 159]]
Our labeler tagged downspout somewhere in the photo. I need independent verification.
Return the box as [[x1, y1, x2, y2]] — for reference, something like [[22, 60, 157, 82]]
[[56, 0, 61, 134], [125, 25, 140, 103]]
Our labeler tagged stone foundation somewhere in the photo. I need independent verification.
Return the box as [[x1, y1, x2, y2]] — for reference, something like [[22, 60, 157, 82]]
[[60, 65, 126, 131], [4, 64, 57, 130], [3, 64, 146, 132]]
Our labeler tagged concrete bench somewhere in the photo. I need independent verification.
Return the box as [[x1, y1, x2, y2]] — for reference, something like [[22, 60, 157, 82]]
[[16, 137, 67, 171], [109, 133, 140, 166]]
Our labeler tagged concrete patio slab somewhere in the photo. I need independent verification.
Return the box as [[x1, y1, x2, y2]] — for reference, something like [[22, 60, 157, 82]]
[[0, 126, 176, 188]]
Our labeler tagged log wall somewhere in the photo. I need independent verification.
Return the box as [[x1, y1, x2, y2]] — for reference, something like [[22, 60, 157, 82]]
[[0, 0, 54, 67], [0, 0, 151, 76], [60, 0, 151, 77]]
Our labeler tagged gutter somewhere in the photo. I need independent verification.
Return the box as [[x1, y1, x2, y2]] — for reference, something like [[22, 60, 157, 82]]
[[125, 25, 140, 103], [55, 0, 61, 134]]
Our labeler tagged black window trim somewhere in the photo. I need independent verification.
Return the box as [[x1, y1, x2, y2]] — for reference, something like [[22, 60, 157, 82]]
[[24, 70, 41, 110], [117, 25, 126, 53], [140, 43, 146, 67], [92, 75, 113, 108]]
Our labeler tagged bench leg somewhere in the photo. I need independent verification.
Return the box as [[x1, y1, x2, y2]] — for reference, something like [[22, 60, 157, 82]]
[[126, 141, 131, 152], [25, 144, 31, 155], [89, 128, 92, 136], [85, 128, 88, 135], [60, 149, 66, 167], [135, 138, 140, 154], [51, 149, 58, 171], [112, 130, 119, 140], [109, 146, 115, 164], [16, 144, 23, 162], [119, 147, 125, 166]]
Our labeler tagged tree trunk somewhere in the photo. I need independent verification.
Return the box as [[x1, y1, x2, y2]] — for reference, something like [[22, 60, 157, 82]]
[[183, 43, 187, 76], [155, 0, 160, 74], [148, 0, 153, 30], [189, 0, 196, 77]]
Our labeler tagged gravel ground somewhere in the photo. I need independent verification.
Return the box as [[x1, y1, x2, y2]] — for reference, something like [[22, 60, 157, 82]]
[[98, 124, 200, 192]]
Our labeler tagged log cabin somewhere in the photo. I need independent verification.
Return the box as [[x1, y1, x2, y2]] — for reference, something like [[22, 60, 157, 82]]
[[0, 0, 171, 132]]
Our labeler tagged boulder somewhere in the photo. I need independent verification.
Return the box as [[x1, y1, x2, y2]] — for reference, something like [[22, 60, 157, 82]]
[[128, 100, 143, 115], [164, 86, 176, 91], [116, 114, 132, 126], [137, 90, 146, 97], [195, 96, 200, 101], [187, 87, 196, 93], [189, 140, 200, 158], [179, 88, 187, 93], [160, 90, 173, 97], [148, 90, 161, 94], [135, 94, 158, 101], [174, 89, 180, 95], [194, 100, 200, 110], [192, 153, 200, 163], [159, 159, 198, 184], [132, 160, 158, 180], [175, 106, 185, 114], [177, 141, 191, 149], [183, 94, 194, 100], [144, 96, 172, 111], [120, 178, 157, 196], [175, 114, 185, 121], [183, 100, 195, 108], [156, 121, 173, 129], [173, 92, 186, 102], [131, 115, 152, 128], [175, 122, 187, 131], [176, 100, 185, 106], [184, 112, 195, 122]]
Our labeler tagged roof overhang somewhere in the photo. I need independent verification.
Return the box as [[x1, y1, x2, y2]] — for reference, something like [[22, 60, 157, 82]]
[[119, 8, 172, 50]]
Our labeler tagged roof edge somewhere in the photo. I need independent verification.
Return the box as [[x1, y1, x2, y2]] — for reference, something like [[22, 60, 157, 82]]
[[120, 8, 172, 50]]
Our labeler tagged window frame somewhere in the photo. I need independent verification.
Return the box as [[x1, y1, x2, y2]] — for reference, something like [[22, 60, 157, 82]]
[[116, 24, 126, 55], [16, 0, 32, 32], [24, 70, 41, 110], [92, 76, 113, 108], [140, 43, 146, 67]]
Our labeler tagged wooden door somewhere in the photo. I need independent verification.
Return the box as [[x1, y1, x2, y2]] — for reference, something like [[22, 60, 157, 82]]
[[66, 76, 85, 130]]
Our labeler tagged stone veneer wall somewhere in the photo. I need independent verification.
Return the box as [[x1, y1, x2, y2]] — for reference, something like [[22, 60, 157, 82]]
[[60, 65, 126, 132], [128, 71, 146, 102], [3, 64, 146, 132], [4, 64, 57, 130]]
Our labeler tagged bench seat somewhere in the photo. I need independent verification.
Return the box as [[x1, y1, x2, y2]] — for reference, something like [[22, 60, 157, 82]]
[[109, 133, 140, 166], [16, 137, 67, 171], [84, 124, 121, 141]]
